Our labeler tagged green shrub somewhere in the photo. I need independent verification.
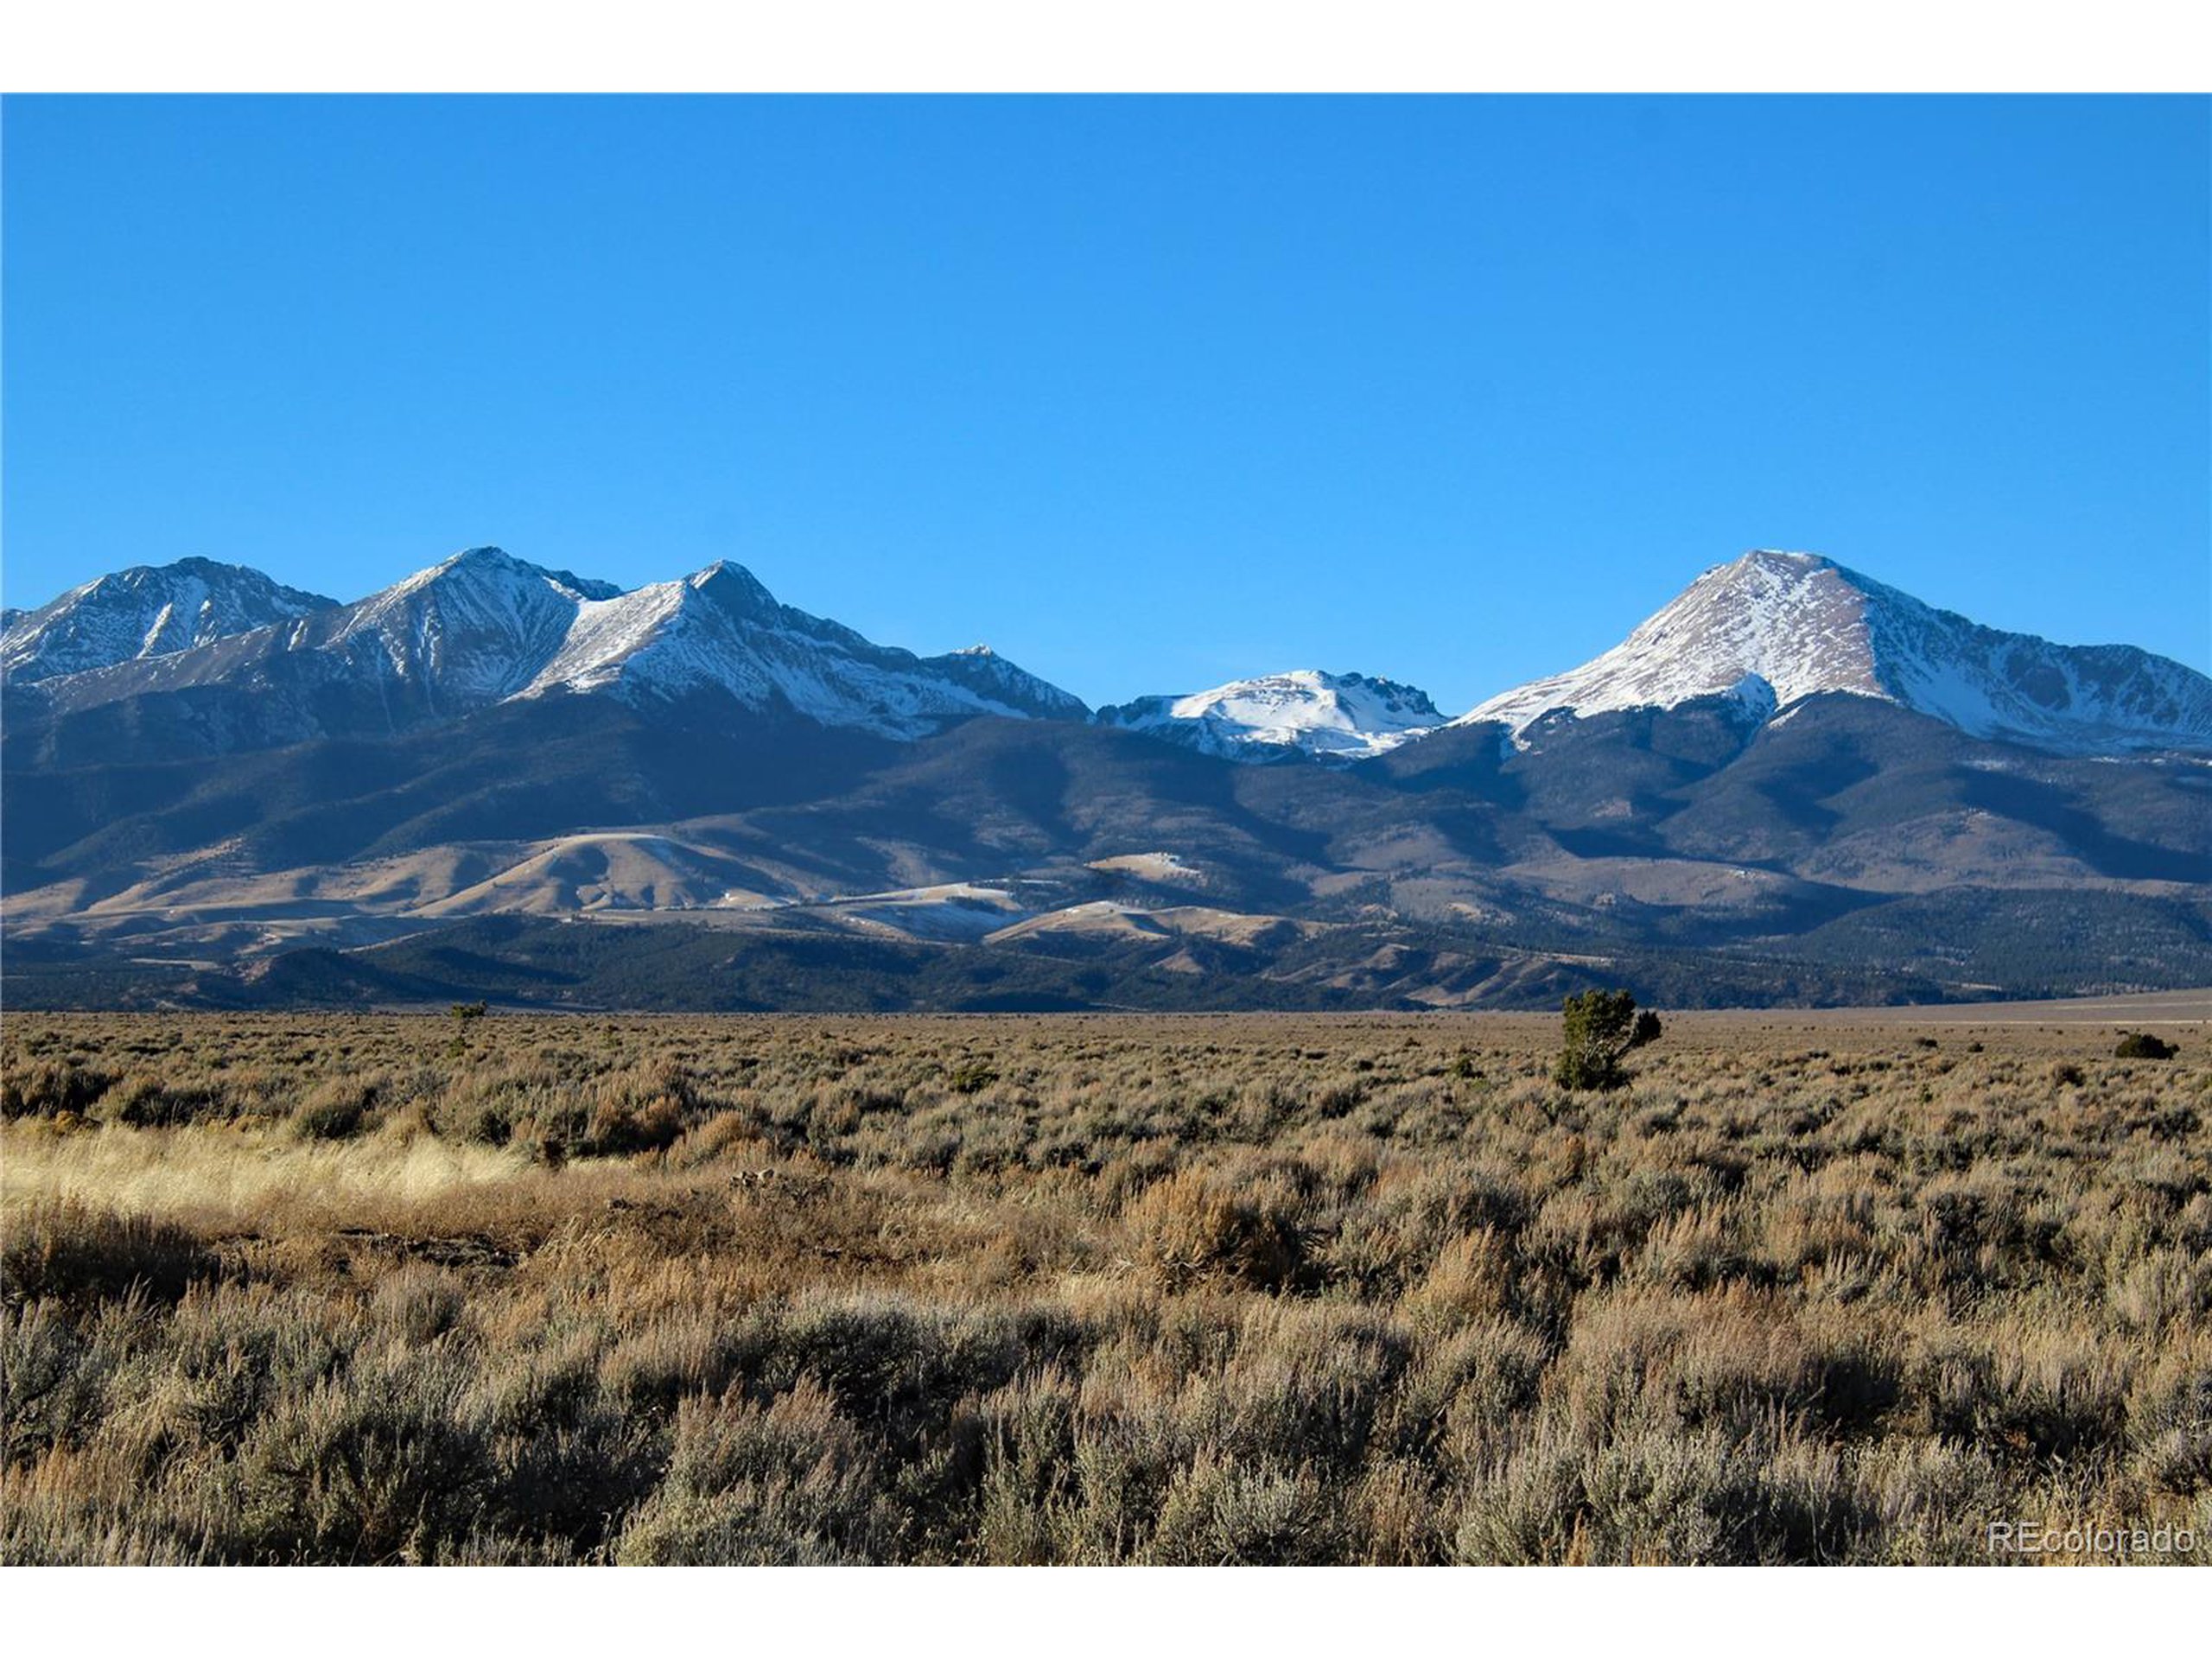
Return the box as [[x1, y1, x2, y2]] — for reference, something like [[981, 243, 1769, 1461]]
[[1554, 991, 1662, 1091], [949, 1060, 1001, 1095], [2114, 1033, 2177, 1061]]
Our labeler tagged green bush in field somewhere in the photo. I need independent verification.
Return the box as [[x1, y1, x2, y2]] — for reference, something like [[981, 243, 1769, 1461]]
[[948, 1060, 1000, 1095], [1554, 990, 1662, 1091], [2113, 1031, 2177, 1060]]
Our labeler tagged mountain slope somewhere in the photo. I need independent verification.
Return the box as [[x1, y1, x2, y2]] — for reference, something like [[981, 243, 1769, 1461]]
[[10, 547, 1086, 750], [3, 557, 336, 684], [1099, 670, 1441, 760], [9, 541, 2211, 1009], [510, 560, 1088, 729], [1458, 550, 2212, 755]]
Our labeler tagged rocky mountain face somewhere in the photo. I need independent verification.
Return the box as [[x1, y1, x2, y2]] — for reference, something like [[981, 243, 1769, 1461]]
[[7, 547, 1086, 753], [6, 544, 2208, 1011], [1461, 550, 2212, 756], [1097, 670, 1442, 761], [3, 556, 335, 683]]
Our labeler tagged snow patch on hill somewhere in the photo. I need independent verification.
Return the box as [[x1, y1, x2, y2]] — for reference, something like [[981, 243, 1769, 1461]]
[[1099, 670, 1441, 761]]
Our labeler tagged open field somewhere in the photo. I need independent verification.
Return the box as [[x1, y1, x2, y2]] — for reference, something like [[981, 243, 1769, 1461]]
[[1676, 988, 2211, 1029], [3, 1006, 2209, 1564]]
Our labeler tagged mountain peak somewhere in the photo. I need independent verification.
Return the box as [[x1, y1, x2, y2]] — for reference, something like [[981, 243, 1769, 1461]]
[[1100, 667, 1441, 762], [1732, 547, 1832, 572], [397, 545, 529, 596], [3, 556, 337, 684], [1459, 549, 2212, 755], [165, 554, 260, 578], [686, 560, 782, 620], [485, 555, 1087, 732], [405, 546, 623, 603]]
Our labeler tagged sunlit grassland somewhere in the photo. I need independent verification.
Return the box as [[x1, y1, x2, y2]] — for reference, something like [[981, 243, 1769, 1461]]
[[3, 1010, 2207, 1564]]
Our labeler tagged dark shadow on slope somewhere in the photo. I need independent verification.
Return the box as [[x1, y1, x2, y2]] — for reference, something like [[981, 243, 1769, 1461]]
[[1958, 770, 2212, 885]]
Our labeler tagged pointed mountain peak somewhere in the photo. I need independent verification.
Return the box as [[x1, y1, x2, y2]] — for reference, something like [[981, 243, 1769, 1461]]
[[1459, 548, 2212, 756], [387, 546, 623, 604], [512, 555, 1085, 730], [686, 559, 782, 619], [3, 556, 337, 684], [920, 642, 1090, 721], [1683, 548, 1854, 602], [158, 553, 288, 582], [442, 543, 515, 568], [58, 554, 331, 604], [401, 544, 522, 590]]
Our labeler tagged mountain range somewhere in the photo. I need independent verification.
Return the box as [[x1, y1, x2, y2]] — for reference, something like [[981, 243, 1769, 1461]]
[[6, 544, 2209, 1013]]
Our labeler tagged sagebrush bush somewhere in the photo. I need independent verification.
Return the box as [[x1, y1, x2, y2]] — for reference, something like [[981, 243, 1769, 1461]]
[[292, 1077, 376, 1141], [3, 1202, 213, 1307], [1, 1059, 114, 1120], [3, 1008, 2206, 1564]]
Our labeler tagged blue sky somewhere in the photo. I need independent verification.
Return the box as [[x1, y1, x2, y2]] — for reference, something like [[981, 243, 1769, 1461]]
[[3, 95, 2206, 707]]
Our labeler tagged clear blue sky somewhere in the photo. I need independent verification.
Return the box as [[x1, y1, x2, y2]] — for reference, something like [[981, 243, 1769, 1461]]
[[4, 95, 2207, 707]]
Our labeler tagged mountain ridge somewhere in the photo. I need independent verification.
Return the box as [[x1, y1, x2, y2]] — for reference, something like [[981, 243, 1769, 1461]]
[[11, 544, 2207, 762], [6, 545, 1087, 747], [9, 542, 2209, 1011]]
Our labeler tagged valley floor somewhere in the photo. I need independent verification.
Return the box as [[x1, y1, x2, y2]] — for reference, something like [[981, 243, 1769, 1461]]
[[3, 1008, 2208, 1564]]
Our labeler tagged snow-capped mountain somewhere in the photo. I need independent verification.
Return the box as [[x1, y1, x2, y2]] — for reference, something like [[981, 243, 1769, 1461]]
[[308, 546, 626, 709], [505, 557, 1088, 730], [13, 542, 2212, 1012], [1098, 670, 1442, 761], [16, 543, 2208, 768], [3, 556, 335, 684], [12, 547, 1085, 744], [1457, 550, 2212, 755]]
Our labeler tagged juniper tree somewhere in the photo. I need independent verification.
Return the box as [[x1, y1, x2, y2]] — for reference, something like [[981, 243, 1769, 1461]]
[[1554, 988, 1662, 1090]]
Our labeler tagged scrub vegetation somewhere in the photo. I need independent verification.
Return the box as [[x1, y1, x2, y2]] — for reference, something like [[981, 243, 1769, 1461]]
[[3, 1009, 2207, 1564]]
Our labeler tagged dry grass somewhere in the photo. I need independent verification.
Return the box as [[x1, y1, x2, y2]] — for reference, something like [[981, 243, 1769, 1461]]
[[3, 1009, 2207, 1564]]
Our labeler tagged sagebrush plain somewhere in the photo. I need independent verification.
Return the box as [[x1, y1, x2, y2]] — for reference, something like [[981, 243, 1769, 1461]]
[[3, 1005, 2207, 1565]]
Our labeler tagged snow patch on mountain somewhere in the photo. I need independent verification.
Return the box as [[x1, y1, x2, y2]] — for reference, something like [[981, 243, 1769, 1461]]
[[1457, 550, 2212, 756], [325, 547, 609, 703], [3, 557, 336, 683], [1099, 670, 1442, 761], [10, 544, 1087, 743], [512, 560, 1088, 734]]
